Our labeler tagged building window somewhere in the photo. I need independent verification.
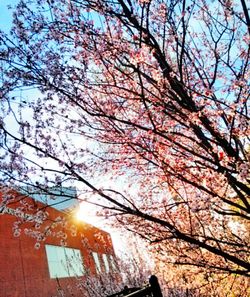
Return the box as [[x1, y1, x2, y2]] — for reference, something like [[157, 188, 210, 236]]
[[102, 254, 110, 273], [109, 255, 117, 271], [45, 244, 85, 278], [92, 252, 102, 273]]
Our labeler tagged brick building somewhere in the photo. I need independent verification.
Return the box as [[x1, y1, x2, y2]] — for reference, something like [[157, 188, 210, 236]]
[[0, 188, 116, 297]]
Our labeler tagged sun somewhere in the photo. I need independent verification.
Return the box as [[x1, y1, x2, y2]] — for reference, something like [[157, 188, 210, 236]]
[[75, 202, 88, 221], [75, 201, 102, 227]]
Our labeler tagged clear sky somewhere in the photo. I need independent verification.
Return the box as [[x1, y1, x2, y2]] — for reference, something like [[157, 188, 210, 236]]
[[0, 0, 19, 32]]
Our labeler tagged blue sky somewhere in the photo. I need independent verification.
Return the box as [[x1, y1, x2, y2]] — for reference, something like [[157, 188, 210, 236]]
[[0, 0, 19, 32]]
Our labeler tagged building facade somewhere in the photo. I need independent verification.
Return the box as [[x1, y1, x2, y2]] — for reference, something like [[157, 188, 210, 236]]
[[0, 189, 116, 297]]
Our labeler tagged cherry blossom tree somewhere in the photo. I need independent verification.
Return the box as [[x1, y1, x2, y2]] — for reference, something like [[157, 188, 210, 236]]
[[0, 0, 249, 284]]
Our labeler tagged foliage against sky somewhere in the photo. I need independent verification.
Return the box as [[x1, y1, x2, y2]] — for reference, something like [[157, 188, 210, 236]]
[[0, 0, 249, 289]]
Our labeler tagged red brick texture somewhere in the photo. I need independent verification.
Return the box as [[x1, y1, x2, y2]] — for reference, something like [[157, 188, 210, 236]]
[[0, 190, 115, 297]]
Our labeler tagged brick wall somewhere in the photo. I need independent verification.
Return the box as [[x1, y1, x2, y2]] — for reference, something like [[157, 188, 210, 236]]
[[0, 190, 115, 297]]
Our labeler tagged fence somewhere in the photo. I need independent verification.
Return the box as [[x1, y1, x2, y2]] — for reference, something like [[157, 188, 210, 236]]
[[106, 275, 163, 297]]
